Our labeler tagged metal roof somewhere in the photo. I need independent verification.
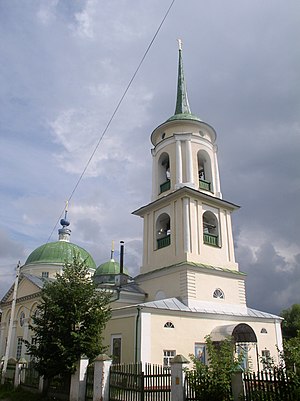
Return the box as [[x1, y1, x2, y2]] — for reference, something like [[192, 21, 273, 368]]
[[137, 297, 281, 320]]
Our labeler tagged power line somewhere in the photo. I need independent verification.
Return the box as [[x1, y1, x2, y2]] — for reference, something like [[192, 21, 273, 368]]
[[47, 0, 176, 243]]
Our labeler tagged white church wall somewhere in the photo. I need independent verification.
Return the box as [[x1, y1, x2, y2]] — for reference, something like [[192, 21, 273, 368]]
[[136, 269, 182, 301], [0, 281, 41, 362], [144, 312, 281, 371], [21, 263, 63, 278], [102, 314, 136, 364], [193, 271, 246, 305], [136, 264, 246, 307]]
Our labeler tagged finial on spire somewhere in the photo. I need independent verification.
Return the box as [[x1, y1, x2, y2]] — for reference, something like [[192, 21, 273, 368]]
[[59, 200, 71, 241], [64, 200, 68, 220], [110, 240, 115, 260], [60, 200, 70, 228], [177, 38, 182, 51]]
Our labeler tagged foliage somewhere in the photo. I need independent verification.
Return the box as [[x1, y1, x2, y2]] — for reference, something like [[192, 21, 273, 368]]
[[281, 304, 300, 340], [282, 330, 300, 376], [252, 340, 300, 401], [25, 254, 111, 383], [0, 383, 51, 400], [280, 304, 300, 386], [247, 387, 300, 401], [186, 335, 243, 401], [259, 352, 277, 371], [243, 368, 300, 401]]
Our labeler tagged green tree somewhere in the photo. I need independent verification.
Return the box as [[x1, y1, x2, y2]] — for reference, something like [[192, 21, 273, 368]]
[[25, 254, 111, 394], [187, 336, 243, 401], [281, 304, 300, 340], [280, 305, 300, 380], [283, 331, 300, 375], [280, 333, 300, 400]]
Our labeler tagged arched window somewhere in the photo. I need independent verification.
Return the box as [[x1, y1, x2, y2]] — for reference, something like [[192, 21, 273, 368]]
[[158, 152, 171, 194], [164, 321, 175, 328], [156, 213, 171, 249], [19, 311, 26, 327], [203, 211, 219, 247], [198, 151, 212, 192], [213, 288, 224, 299], [31, 306, 40, 324], [5, 311, 11, 324], [155, 290, 166, 300]]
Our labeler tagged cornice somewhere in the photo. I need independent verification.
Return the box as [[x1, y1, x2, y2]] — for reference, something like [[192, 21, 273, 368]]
[[132, 186, 239, 216], [135, 261, 246, 282], [0, 291, 41, 308]]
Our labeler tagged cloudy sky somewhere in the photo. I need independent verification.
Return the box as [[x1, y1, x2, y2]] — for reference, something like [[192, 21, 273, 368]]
[[0, 0, 299, 315]]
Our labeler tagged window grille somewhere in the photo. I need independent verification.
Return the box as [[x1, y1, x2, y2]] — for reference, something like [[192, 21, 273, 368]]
[[163, 350, 176, 367], [164, 321, 174, 328], [213, 288, 224, 299]]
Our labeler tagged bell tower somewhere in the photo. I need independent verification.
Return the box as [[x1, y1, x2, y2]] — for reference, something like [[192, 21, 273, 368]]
[[133, 43, 240, 278]]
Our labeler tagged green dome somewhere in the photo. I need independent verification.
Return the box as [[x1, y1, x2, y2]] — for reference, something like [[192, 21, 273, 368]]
[[94, 259, 129, 276], [93, 259, 129, 285], [25, 241, 96, 269]]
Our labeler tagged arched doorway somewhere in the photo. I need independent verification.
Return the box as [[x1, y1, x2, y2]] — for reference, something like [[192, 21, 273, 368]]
[[232, 323, 257, 343], [210, 323, 258, 371], [233, 324, 258, 371]]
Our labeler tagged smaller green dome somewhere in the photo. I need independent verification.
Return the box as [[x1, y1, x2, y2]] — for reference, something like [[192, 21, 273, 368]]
[[93, 259, 129, 285], [25, 241, 96, 269], [94, 259, 129, 276]]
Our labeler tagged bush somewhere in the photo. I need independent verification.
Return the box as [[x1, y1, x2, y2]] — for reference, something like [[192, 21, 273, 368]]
[[186, 336, 243, 401]]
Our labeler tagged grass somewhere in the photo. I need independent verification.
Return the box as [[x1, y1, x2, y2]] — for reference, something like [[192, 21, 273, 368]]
[[0, 384, 56, 401]]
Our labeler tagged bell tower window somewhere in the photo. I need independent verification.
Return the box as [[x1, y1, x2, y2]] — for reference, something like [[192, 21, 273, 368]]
[[198, 151, 212, 192], [158, 153, 171, 194], [156, 213, 171, 249], [203, 211, 219, 247]]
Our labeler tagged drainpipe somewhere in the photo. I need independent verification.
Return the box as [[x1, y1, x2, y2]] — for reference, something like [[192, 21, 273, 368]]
[[256, 344, 260, 374], [135, 307, 142, 364]]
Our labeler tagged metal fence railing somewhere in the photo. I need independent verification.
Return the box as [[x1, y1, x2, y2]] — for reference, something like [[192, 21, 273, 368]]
[[109, 363, 171, 401]]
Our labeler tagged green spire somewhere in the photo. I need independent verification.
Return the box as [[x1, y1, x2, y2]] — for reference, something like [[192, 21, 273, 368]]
[[167, 40, 201, 123], [175, 42, 191, 115]]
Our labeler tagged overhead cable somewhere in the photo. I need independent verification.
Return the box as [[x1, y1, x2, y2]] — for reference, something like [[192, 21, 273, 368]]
[[47, 0, 176, 242]]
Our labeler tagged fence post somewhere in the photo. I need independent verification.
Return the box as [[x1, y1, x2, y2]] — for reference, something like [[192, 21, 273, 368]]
[[4, 358, 16, 386], [170, 354, 189, 401], [38, 376, 44, 393], [93, 354, 112, 401], [231, 370, 244, 401], [14, 358, 27, 388], [70, 355, 89, 401], [13, 361, 21, 387], [19, 358, 27, 385]]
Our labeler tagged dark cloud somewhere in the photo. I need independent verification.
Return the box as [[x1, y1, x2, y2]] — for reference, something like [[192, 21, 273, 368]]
[[237, 242, 300, 314]]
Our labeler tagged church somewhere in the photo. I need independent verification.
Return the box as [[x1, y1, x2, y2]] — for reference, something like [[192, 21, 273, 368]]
[[0, 44, 283, 372]]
